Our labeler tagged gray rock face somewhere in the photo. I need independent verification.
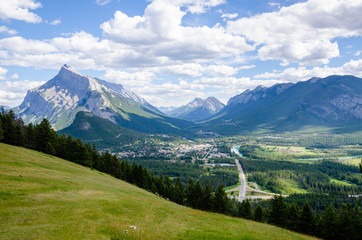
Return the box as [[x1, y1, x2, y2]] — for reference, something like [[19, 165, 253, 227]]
[[15, 64, 157, 130], [329, 94, 362, 118]]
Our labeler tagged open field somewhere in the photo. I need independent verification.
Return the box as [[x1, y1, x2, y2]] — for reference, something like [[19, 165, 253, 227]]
[[340, 158, 361, 167], [0, 143, 315, 240]]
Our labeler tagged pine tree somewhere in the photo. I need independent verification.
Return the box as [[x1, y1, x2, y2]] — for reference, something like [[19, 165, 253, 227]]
[[287, 202, 300, 231], [212, 184, 230, 214], [186, 179, 196, 208], [35, 118, 56, 154], [238, 199, 253, 219], [254, 204, 263, 222], [2, 112, 17, 145], [337, 204, 354, 240], [194, 181, 203, 209], [202, 181, 212, 211], [269, 195, 288, 227], [174, 178, 185, 205], [164, 175, 174, 200], [15, 125, 25, 146], [298, 202, 315, 236], [44, 141, 56, 155], [24, 123, 35, 149], [0, 116, 4, 141], [320, 204, 338, 240], [349, 205, 362, 240]]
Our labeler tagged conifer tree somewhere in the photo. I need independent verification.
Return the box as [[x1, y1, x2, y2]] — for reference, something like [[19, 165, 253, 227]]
[[349, 205, 362, 240], [269, 195, 288, 227], [24, 123, 35, 149], [202, 181, 212, 211], [35, 118, 56, 154], [254, 204, 263, 222], [298, 202, 315, 236], [320, 204, 338, 240], [186, 179, 196, 208], [0, 116, 4, 141], [212, 184, 230, 214], [337, 204, 355, 240], [174, 178, 185, 205], [238, 199, 253, 219], [194, 181, 203, 209], [287, 202, 300, 231], [2, 112, 17, 145]]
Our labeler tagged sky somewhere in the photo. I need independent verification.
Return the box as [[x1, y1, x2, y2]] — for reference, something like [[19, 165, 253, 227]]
[[1, 0, 362, 108]]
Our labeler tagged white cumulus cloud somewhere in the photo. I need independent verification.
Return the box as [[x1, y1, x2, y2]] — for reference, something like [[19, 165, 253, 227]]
[[0, 80, 45, 107], [101, 0, 253, 62], [0, 0, 42, 23], [254, 59, 362, 83], [0, 66, 8, 80], [227, 0, 362, 66]]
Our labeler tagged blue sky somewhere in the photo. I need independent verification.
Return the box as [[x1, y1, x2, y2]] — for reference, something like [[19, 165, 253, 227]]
[[1, 0, 362, 107]]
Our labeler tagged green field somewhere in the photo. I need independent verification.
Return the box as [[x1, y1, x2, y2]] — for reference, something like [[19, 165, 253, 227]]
[[341, 158, 361, 167], [0, 143, 315, 240]]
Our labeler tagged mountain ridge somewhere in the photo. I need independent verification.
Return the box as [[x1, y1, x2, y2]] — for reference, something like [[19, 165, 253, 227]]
[[200, 75, 362, 134], [164, 96, 225, 122], [15, 65, 194, 135]]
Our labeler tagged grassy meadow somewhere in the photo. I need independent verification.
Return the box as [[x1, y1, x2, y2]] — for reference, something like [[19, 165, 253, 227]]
[[0, 143, 315, 240]]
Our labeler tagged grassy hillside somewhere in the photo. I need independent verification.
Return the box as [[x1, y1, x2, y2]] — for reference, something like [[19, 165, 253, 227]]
[[0, 143, 315, 240]]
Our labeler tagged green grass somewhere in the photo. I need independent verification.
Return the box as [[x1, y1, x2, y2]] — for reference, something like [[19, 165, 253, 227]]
[[0, 143, 315, 240], [227, 191, 239, 196], [341, 158, 361, 167], [330, 178, 354, 186], [277, 179, 309, 194], [224, 182, 240, 191]]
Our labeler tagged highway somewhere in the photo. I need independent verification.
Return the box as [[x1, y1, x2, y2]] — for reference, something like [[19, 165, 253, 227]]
[[229, 146, 288, 202], [235, 158, 247, 202]]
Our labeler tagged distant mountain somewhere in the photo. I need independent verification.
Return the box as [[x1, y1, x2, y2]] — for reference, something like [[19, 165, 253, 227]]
[[59, 111, 142, 148], [166, 97, 225, 122], [15, 65, 194, 135], [201, 75, 362, 134]]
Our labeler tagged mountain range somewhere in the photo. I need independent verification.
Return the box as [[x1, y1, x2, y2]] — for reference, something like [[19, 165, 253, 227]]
[[15, 65, 194, 135], [161, 97, 225, 122], [201, 75, 362, 134], [13, 66, 362, 137]]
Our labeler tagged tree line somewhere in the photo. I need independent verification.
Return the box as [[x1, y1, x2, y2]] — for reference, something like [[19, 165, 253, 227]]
[[1, 109, 361, 239], [238, 196, 361, 240]]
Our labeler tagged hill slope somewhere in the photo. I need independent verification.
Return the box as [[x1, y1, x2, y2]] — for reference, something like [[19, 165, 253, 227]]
[[58, 111, 143, 148], [0, 143, 314, 240]]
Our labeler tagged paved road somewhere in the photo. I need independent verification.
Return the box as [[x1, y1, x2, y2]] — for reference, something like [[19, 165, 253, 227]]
[[229, 146, 288, 202], [235, 158, 247, 202], [231, 146, 247, 202]]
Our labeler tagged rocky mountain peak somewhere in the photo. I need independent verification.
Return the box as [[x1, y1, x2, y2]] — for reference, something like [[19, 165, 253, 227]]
[[15, 65, 159, 130]]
